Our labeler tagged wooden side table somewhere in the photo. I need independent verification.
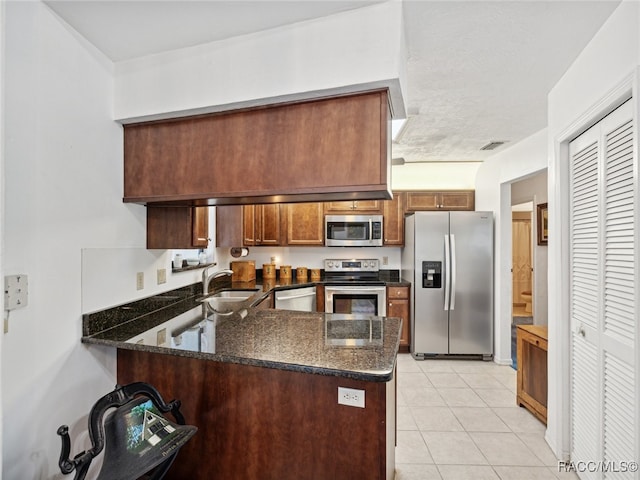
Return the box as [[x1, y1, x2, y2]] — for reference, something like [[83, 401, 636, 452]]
[[516, 325, 548, 424]]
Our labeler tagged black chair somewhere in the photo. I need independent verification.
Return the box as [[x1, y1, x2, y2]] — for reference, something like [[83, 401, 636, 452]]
[[57, 382, 197, 480]]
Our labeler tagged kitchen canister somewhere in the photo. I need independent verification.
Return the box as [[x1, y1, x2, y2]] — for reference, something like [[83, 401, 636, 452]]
[[262, 263, 276, 279], [296, 267, 308, 281], [280, 265, 292, 280], [310, 268, 321, 281], [173, 254, 183, 269]]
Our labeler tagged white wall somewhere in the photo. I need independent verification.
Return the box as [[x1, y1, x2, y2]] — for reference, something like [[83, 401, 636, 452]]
[[546, 0, 640, 462], [114, 1, 407, 123], [475, 129, 548, 366], [2, 3, 159, 478], [391, 162, 480, 190]]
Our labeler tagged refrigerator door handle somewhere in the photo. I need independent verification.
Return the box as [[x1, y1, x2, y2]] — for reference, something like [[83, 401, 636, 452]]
[[450, 234, 456, 310], [444, 234, 450, 311]]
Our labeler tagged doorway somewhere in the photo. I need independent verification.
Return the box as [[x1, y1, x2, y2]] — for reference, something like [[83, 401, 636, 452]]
[[512, 202, 533, 318]]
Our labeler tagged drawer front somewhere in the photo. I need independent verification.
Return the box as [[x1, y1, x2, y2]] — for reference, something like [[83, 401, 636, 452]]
[[387, 286, 409, 299]]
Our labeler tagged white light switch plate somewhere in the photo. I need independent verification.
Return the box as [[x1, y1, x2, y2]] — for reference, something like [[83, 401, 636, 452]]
[[5, 275, 28, 310]]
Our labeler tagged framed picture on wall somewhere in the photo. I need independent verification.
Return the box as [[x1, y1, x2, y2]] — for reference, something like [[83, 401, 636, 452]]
[[537, 203, 548, 245]]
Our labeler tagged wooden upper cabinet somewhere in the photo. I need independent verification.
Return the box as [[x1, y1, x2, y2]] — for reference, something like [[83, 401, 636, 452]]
[[244, 204, 281, 246], [124, 90, 391, 205], [383, 193, 404, 246], [324, 200, 383, 214], [147, 206, 209, 249], [404, 190, 475, 211], [283, 203, 324, 246], [216, 205, 243, 248]]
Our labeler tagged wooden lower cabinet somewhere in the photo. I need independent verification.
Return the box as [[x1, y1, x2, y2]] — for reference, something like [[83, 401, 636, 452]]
[[516, 325, 548, 424], [387, 285, 410, 352], [118, 349, 395, 480], [147, 206, 209, 249]]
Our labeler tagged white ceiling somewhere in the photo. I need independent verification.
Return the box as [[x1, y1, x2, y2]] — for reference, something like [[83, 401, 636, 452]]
[[44, 0, 620, 163]]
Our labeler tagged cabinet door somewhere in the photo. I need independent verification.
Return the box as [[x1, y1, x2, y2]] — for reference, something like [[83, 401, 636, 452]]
[[405, 191, 475, 211], [387, 286, 410, 352], [439, 191, 475, 210], [324, 201, 355, 213], [243, 205, 256, 246], [147, 206, 209, 249], [324, 200, 382, 214], [216, 205, 243, 248], [284, 203, 324, 246], [192, 207, 210, 248], [404, 192, 439, 211], [383, 193, 404, 246], [256, 204, 281, 246], [352, 200, 382, 213]]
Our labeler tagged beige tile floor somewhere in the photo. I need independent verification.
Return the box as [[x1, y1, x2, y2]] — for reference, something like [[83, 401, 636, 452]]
[[394, 354, 579, 480]]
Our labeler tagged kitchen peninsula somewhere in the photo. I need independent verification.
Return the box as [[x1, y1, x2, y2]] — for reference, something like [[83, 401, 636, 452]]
[[83, 281, 400, 480]]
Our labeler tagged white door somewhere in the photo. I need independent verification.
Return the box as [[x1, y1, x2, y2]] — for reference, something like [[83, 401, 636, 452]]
[[569, 99, 636, 479]]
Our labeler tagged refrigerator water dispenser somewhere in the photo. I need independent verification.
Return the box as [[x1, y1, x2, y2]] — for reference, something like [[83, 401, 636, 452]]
[[422, 261, 441, 288]]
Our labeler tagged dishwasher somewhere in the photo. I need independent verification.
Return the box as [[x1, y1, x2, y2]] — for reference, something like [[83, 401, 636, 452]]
[[274, 286, 317, 312]]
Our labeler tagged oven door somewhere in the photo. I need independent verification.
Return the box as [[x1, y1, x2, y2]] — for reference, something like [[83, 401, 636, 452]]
[[324, 285, 386, 316]]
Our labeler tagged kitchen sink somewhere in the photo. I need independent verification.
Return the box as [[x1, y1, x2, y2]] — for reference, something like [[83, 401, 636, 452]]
[[208, 289, 259, 299], [200, 289, 259, 314]]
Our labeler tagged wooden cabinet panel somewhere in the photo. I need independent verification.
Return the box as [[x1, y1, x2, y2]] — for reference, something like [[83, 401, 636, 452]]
[[243, 205, 256, 246], [242, 205, 281, 246], [440, 191, 475, 210], [147, 206, 209, 249], [387, 286, 410, 352], [324, 200, 382, 214], [404, 191, 475, 211], [517, 325, 548, 424], [124, 90, 391, 205], [216, 205, 243, 247], [284, 203, 324, 246], [256, 204, 281, 246], [383, 193, 404, 246], [118, 349, 394, 480]]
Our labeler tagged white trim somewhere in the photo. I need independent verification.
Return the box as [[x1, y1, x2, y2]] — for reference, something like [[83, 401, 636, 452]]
[[548, 70, 635, 463]]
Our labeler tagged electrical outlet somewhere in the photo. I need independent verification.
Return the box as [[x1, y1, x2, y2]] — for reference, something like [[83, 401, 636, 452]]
[[157, 328, 167, 346], [136, 272, 144, 290], [157, 268, 167, 284], [382, 256, 389, 266], [338, 387, 365, 408]]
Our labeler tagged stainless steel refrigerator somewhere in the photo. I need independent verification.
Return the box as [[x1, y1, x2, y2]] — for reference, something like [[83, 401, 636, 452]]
[[402, 211, 494, 359]]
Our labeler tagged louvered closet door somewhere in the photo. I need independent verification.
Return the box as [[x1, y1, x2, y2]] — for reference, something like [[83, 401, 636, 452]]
[[569, 99, 636, 480]]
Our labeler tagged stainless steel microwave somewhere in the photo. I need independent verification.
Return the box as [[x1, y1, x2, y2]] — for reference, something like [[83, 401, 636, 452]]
[[325, 215, 383, 247]]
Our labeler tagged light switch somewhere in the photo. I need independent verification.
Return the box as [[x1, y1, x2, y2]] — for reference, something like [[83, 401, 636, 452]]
[[5, 275, 28, 311]]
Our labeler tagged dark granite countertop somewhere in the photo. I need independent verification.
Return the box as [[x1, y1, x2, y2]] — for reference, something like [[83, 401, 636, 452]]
[[82, 279, 401, 382]]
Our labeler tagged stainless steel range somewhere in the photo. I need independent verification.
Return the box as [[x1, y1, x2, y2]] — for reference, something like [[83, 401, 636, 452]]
[[323, 259, 386, 316]]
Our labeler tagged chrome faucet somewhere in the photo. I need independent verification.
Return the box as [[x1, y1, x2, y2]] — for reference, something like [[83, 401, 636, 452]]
[[202, 266, 233, 295]]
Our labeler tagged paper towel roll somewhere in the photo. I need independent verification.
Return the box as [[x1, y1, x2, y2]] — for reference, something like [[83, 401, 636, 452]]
[[230, 247, 250, 258]]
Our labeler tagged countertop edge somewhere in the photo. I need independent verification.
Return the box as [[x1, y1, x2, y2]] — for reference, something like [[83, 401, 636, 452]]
[[83, 335, 396, 383]]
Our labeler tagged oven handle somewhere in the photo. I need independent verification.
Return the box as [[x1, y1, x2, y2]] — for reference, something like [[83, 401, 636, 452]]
[[325, 286, 386, 293]]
